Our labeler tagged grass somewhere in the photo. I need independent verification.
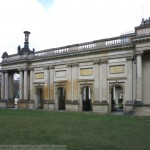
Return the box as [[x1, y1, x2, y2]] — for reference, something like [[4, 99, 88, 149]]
[[0, 109, 150, 150]]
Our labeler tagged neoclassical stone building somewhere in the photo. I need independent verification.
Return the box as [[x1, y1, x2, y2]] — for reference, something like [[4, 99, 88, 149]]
[[1, 18, 150, 115]]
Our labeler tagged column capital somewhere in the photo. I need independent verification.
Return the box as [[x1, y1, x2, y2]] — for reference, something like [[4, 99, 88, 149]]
[[44, 66, 49, 70], [135, 51, 143, 56], [29, 67, 34, 71], [0, 70, 7, 73], [126, 56, 133, 61], [100, 59, 108, 64], [66, 63, 72, 67], [93, 59, 100, 64], [49, 65, 55, 69], [72, 62, 78, 67]]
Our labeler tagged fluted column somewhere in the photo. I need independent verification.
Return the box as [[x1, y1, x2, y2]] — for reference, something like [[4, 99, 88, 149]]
[[5, 72, 9, 100], [136, 51, 143, 102], [94, 60, 100, 102], [1, 72, 5, 100], [100, 59, 107, 102], [24, 70, 28, 100], [19, 70, 23, 100]]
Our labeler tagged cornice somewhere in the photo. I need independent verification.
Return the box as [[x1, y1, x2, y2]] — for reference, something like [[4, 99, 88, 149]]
[[0, 43, 133, 66], [131, 35, 150, 43], [29, 44, 133, 63]]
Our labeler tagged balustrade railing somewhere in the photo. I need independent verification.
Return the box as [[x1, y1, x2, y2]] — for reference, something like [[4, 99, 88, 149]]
[[5, 36, 132, 60], [106, 37, 129, 46]]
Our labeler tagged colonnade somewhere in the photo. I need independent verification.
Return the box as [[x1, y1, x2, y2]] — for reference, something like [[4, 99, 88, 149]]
[[1, 71, 14, 100], [19, 69, 30, 101]]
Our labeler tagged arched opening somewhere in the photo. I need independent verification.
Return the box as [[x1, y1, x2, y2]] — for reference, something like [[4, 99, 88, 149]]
[[111, 85, 123, 112], [82, 86, 92, 111], [58, 87, 66, 110]]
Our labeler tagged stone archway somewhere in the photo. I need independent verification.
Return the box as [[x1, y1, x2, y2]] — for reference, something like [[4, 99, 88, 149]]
[[110, 83, 124, 112], [82, 85, 92, 111], [58, 87, 66, 110], [35, 86, 44, 109]]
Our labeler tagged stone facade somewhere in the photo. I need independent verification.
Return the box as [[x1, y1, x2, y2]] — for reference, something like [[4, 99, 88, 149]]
[[1, 18, 150, 115]]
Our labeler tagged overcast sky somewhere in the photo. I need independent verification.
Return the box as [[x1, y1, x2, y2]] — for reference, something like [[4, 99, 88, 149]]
[[0, 0, 150, 60]]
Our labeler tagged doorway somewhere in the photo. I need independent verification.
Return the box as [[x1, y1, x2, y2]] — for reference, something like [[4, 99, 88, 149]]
[[37, 88, 43, 109], [58, 87, 66, 110], [82, 86, 92, 111], [111, 85, 123, 112]]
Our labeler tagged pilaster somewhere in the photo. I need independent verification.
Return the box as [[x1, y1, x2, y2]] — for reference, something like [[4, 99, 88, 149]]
[[66, 63, 72, 101], [1, 72, 5, 100], [4, 72, 9, 100], [30, 69, 34, 100], [72, 62, 78, 102], [100, 59, 108, 102], [136, 51, 143, 102], [49, 66, 54, 101], [44, 67, 49, 101], [93, 60, 100, 101], [126, 56, 133, 101]]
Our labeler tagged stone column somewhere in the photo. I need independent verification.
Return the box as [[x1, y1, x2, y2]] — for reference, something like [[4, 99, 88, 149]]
[[126, 57, 133, 101], [8, 73, 14, 100], [94, 60, 100, 102], [5, 72, 9, 100], [30, 69, 34, 100], [100, 59, 107, 102], [1, 72, 5, 100], [24, 70, 28, 100], [72, 63, 78, 102], [67, 63, 72, 101], [136, 51, 143, 102], [19, 70, 23, 100], [49, 66, 54, 101], [44, 67, 49, 101]]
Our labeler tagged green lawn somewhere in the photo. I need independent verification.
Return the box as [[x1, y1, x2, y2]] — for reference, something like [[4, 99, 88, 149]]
[[0, 109, 150, 150]]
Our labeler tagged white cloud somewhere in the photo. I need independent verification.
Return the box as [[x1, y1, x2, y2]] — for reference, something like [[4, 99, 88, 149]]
[[0, 0, 150, 62]]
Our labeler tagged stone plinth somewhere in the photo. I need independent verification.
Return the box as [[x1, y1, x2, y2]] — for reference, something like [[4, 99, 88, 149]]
[[17, 100, 29, 109], [134, 104, 150, 116], [66, 100, 79, 112], [93, 101, 109, 113], [28, 100, 34, 109], [124, 101, 133, 114], [0, 100, 7, 108], [48, 100, 55, 111], [6, 100, 15, 108]]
